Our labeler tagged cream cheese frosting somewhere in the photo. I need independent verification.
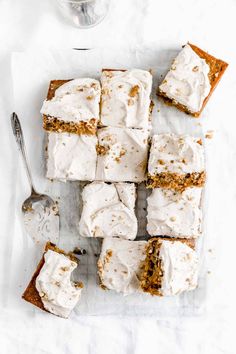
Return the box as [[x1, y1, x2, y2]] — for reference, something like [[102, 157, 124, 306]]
[[147, 188, 202, 238], [101, 69, 152, 129], [96, 127, 149, 182], [159, 240, 198, 296], [159, 44, 211, 113], [148, 133, 205, 175], [46, 132, 97, 181], [41, 78, 101, 123], [98, 238, 147, 295], [36, 250, 83, 318], [79, 182, 137, 239]]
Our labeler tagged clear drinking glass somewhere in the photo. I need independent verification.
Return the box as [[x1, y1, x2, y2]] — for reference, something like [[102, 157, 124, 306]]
[[56, 0, 110, 28]]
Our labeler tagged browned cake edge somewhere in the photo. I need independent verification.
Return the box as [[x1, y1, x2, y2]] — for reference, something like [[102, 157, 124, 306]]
[[22, 242, 78, 313], [140, 237, 195, 296], [97, 249, 113, 291], [43, 79, 98, 135], [157, 43, 228, 117], [146, 171, 206, 192]]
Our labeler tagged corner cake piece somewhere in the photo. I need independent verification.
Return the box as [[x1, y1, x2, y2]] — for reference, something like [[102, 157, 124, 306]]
[[158, 43, 228, 117], [147, 133, 205, 191], [97, 238, 147, 295], [79, 182, 138, 240], [46, 132, 97, 181], [22, 242, 83, 318], [147, 187, 203, 238], [140, 238, 198, 296], [96, 127, 149, 182], [41, 79, 101, 135], [100, 69, 153, 129]]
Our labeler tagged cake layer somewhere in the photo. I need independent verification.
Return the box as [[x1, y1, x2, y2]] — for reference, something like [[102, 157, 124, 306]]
[[158, 43, 228, 117], [140, 238, 198, 296], [22, 242, 83, 318], [41, 79, 101, 135], [100, 69, 152, 129], [147, 133, 205, 190], [46, 132, 97, 181], [96, 127, 149, 182], [97, 238, 147, 295], [79, 182, 138, 240], [147, 187, 203, 238]]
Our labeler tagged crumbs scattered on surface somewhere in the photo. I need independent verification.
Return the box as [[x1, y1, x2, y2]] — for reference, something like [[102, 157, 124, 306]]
[[197, 139, 202, 145], [205, 130, 214, 139], [73, 247, 87, 255]]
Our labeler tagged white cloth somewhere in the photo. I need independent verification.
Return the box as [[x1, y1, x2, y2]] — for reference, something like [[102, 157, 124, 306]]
[[0, 0, 236, 353]]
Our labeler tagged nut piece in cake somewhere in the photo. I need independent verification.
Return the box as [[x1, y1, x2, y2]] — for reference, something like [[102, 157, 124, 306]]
[[140, 238, 198, 296], [100, 69, 153, 129], [96, 127, 149, 182], [41, 79, 101, 135], [147, 187, 203, 238], [46, 132, 97, 181], [158, 43, 228, 117], [97, 238, 147, 295], [147, 133, 205, 191], [79, 182, 138, 240], [22, 242, 83, 318]]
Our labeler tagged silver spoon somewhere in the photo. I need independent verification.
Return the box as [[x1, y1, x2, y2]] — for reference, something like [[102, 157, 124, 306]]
[[11, 112, 59, 245]]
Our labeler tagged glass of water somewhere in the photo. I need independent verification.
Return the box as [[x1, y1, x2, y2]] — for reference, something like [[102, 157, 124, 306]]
[[56, 0, 110, 28]]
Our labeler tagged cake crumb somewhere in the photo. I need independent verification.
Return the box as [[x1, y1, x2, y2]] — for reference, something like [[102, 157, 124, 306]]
[[205, 131, 214, 139], [197, 139, 202, 145], [129, 85, 139, 97]]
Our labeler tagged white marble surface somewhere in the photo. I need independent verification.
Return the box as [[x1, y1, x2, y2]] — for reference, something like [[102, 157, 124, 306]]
[[0, 0, 236, 353]]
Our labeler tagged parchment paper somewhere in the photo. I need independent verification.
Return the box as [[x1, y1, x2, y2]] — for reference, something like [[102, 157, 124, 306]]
[[10, 48, 210, 316]]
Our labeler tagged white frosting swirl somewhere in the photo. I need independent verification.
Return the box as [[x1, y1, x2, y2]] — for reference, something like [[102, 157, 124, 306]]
[[96, 127, 149, 182], [47, 132, 97, 181], [36, 250, 82, 318], [159, 44, 211, 113], [101, 69, 152, 129], [147, 188, 203, 238], [148, 133, 205, 175], [79, 182, 137, 240], [41, 78, 101, 123], [98, 238, 147, 295], [159, 240, 199, 296]]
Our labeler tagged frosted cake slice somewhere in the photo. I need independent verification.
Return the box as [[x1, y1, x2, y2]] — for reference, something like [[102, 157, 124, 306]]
[[147, 133, 205, 191], [96, 127, 149, 182], [147, 187, 203, 238], [79, 182, 138, 240], [158, 43, 228, 117], [22, 242, 83, 318], [46, 132, 97, 181], [41, 79, 101, 135], [97, 238, 147, 295], [100, 69, 153, 129], [140, 238, 198, 296]]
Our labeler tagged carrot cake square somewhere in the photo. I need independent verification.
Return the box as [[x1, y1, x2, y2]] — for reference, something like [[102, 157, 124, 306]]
[[79, 182, 137, 240], [147, 187, 203, 238], [22, 242, 83, 318], [46, 132, 97, 181], [97, 238, 147, 295], [140, 238, 198, 296], [100, 69, 153, 129], [158, 43, 228, 117], [96, 127, 149, 182], [41, 79, 101, 135], [147, 133, 205, 191]]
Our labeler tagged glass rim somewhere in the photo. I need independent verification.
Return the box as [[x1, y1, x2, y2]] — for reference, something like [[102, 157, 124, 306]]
[[56, 0, 97, 4]]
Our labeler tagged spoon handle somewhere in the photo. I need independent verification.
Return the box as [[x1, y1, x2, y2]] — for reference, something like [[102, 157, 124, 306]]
[[11, 112, 37, 194]]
